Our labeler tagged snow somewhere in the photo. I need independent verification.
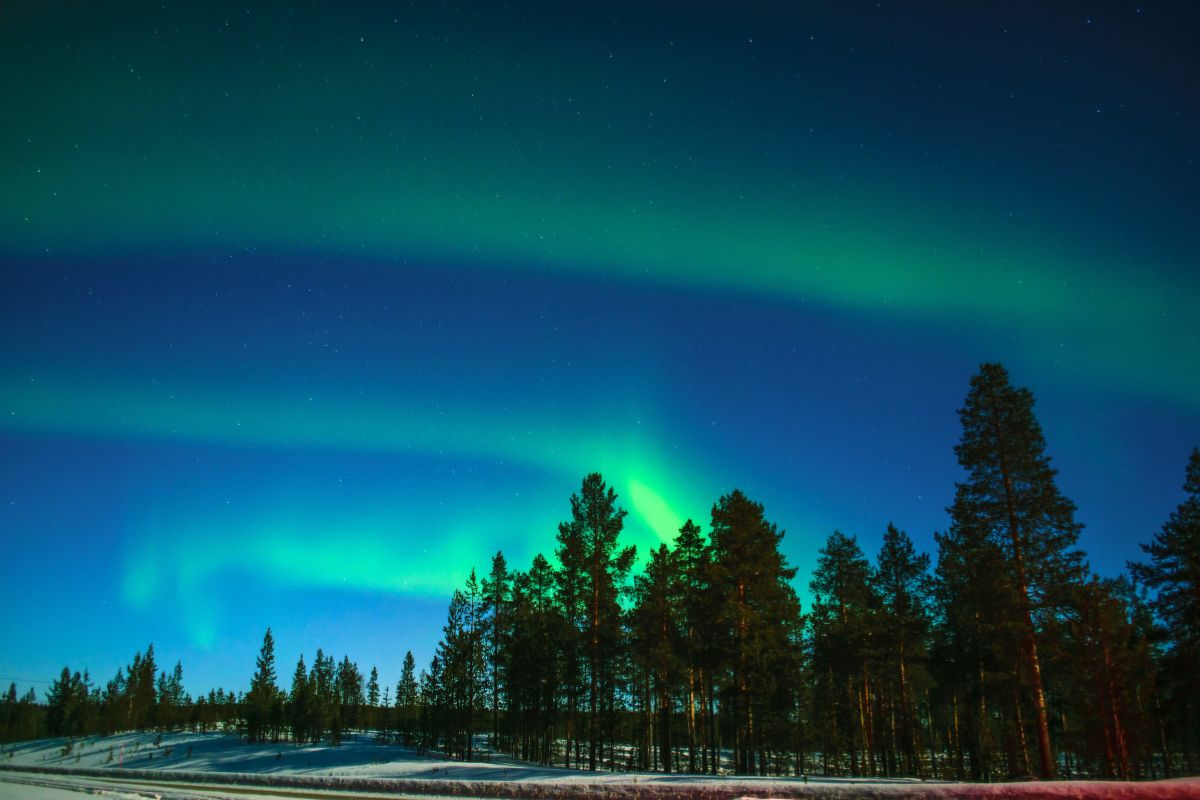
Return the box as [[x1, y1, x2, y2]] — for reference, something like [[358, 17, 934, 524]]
[[1, 732, 1196, 799], [0, 783, 137, 800]]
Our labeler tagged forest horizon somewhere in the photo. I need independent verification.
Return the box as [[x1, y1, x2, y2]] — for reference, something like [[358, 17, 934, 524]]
[[7, 362, 1198, 783]]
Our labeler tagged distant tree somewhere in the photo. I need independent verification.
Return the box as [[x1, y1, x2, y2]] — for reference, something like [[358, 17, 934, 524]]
[[98, 669, 126, 735], [309, 649, 336, 743], [46, 667, 86, 737], [381, 684, 392, 741], [125, 644, 158, 730], [0, 683, 16, 741], [396, 651, 418, 745], [367, 666, 380, 733], [245, 628, 279, 743], [288, 654, 310, 743], [156, 661, 185, 731], [418, 655, 444, 752], [2, 687, 43, 743], [335, 656, 364, 735]]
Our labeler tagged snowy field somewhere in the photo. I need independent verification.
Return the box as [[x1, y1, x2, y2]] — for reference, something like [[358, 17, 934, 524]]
[[0, 732, 1196, 799]]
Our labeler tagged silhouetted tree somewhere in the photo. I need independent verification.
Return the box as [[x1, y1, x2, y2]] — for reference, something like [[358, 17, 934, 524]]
[[245, 628, 279, 743], [1130, 447, 1200, 769], [555, 473, 635, 770], [709, 490, 801, 775]]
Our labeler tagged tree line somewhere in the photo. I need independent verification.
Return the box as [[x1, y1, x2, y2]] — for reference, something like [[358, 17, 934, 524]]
[[3, 363, 1197, 782]]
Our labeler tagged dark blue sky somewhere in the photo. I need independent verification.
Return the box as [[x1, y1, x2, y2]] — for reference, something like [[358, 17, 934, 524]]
[[0, 1, 1196, 697]]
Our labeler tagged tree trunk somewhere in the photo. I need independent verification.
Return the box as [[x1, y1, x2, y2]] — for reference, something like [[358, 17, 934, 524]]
[[1012, 686, 1031, 776], [687, 665, 697, 773], [998, 455, 1056, 779]]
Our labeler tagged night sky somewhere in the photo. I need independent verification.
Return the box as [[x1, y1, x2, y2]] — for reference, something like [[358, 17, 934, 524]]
[[1, 2, 1197, 698]]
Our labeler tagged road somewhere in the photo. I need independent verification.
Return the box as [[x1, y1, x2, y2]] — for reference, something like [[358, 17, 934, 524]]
[[0, 770, 440, 800]]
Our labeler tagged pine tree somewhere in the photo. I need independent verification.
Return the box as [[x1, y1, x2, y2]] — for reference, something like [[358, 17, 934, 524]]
[[630, 543, 684, 771], [555, 514, 586, 768], [396, 651, 418, 745], [419, 656, 444, 751], [809, 531, 877, 776], [310, 649, 336, 743], [246, 628, 278, 743], [948, 363, 1084, 779], [335, 656, 363, 735], [709, 490, 801, 774], [289, 654, 310, 743], [673, 519, 714, 773], [555, 473, 635, 770], [481, 551, 512, 752], [46, 667, 82, 737], [505, 553, 564, 765], [1051, 576, 1152, 779], [367, 666, 380, 733], [1130, 448, 1200, 655], [874, 524, 933, 776], [1130, 447, 1200, 765], [126, 644, 158, 731], [434, 573, 486, 760]]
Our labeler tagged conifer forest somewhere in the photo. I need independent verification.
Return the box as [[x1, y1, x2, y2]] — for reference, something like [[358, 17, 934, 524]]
[[4, 364, 1197, 784]]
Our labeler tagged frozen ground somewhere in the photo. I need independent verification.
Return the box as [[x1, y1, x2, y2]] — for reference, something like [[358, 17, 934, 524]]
[[0, 732, 1196, 799]]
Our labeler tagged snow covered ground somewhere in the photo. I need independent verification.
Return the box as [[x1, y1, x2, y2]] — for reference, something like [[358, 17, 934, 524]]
[[0, 732, 1196, 799], [0, 730, 920, 784]]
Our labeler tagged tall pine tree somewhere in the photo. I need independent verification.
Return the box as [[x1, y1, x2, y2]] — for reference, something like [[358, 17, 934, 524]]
[[246, 628, 279, 743], [555, 473, 636, 770], [709, 490, 801, 775], [948, 363, 1083, 778]]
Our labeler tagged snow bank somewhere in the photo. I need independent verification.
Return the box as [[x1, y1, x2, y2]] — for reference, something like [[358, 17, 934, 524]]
[[2, 733, 1195, 799]]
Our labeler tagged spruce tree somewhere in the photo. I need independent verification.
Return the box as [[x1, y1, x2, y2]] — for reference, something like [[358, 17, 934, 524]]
[[310, 649, 335, 743], [127, 645, 158, 731], [246, 628, 278, 743], [948, 363, 1083, 779], [46, 667, 82, 737], [367, 666, 380, 733], [397, 651, 418, 745], [335, 656, 363, 735], [289, 654, 310, 743]]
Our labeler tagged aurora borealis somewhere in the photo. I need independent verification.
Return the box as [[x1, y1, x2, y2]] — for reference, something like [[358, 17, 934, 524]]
[[1, 2, 1197, 696]]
